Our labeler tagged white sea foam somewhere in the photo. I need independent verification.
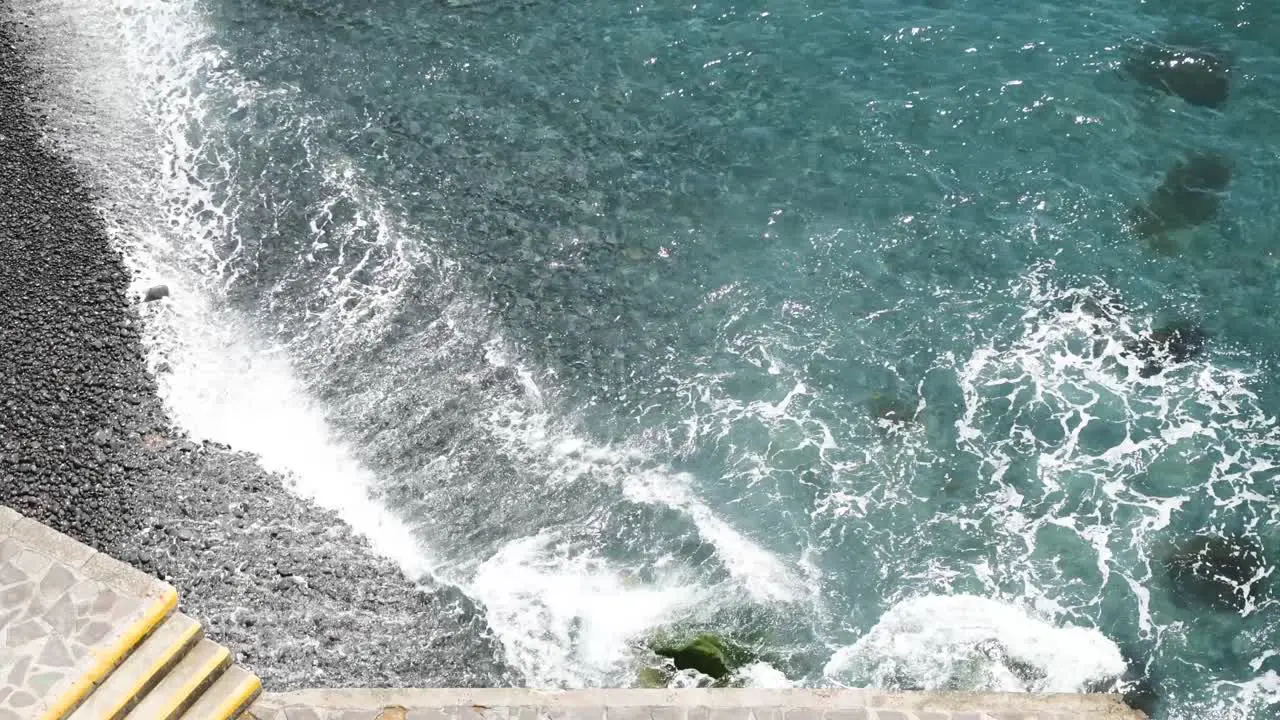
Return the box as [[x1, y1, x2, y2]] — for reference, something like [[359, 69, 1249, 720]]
[[738, 662, 796, 688], [470, 531, 702, 687], [479, 368, 805, 605], [940, 268, 1280, 717], [951, 268, 1278, 609], [823, 594, 1126, 693], [1160, 669, 1280, 720], [384, 345, 806, 684]]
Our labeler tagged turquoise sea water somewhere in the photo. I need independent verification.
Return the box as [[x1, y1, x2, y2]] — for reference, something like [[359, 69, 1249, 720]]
[[26, 0, 1280, 716]]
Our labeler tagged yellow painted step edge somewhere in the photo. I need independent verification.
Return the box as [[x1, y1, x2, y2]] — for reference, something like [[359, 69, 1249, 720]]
[[38, 586, 179, 720], [179, 667, 262, 720], [68, 613, 204, 720], [125, 640, 231, 720]]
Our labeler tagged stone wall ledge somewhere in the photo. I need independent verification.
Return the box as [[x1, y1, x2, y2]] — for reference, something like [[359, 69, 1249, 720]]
[[247, 688, 1146, 720]]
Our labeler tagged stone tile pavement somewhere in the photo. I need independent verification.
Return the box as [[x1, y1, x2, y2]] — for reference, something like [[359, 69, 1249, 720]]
[[0, 505, 177, 720]]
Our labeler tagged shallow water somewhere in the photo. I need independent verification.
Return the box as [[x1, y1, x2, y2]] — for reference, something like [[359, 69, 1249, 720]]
[[17, 0, 1280, 716]]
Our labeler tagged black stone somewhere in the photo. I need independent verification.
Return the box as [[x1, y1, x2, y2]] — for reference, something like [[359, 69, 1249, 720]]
[[1125, 43, 1231, 109], [1148, 322, 1208, 363], [1122, 676, 1160, 717], [1079, 295, 1125, 324], [1126, 320, 1208, 377], [143, 284, 169, 302], [1110, 640, 1160, 717], [976, 640, 1047, 688], [1164, 534, 1270, 612]]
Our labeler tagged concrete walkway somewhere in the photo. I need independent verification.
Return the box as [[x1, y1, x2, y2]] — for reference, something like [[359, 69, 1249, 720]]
[[0, 506, 260, 719], [1, 505, 1145, 720], [246, 689, 1144, 720]]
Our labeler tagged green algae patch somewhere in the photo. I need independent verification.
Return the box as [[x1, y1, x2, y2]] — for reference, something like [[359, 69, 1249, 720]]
[[651, 632, 752, 680]]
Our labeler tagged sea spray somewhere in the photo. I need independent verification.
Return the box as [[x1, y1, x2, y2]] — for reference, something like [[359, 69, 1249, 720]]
[[470, 530, 702, 687], [823, 594, 1127, 693]]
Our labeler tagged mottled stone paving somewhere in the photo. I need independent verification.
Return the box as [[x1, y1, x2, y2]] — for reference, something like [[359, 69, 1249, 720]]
[[247, 690, 1145, 720], [0, 506, 176, 720]]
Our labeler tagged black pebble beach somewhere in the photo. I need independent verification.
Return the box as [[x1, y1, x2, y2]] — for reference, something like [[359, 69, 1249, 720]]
[[0, 5, 515, 689]]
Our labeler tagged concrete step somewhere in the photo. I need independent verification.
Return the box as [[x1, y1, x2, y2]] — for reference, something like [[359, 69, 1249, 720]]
[[66, 612, 204, 720], [124, 639, 231, 720], [180, 664, 262, 720]]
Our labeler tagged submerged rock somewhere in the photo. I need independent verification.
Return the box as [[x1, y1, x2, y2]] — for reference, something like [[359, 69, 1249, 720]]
[[1122, 675, 1160, 717], [651, 632, 752, 681], [1126, 320, 1208, 377], [1078, 295, 1126, 325], [1129, 152, 1231, 239], [1165, 534, 1270, 612], [1107, 641, 1160, 717], [976, 639, 1047, 687], [143, 284, 170, 302], [1147, 322, 1208, 363], [869, 391, 917, 428], [1125, 43, 1231, 109], [636, 666, 671, 688]]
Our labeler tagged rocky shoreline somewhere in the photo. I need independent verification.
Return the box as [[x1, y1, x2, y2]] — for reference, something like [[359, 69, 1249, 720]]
[[0, 8, 516, 690]]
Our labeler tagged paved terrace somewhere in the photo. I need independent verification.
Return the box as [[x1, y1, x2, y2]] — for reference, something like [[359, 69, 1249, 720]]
[[0, 506, 1146, 720]]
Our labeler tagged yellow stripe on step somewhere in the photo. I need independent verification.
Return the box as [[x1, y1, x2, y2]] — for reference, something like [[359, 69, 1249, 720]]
[[179, 665, 262, 720], [39, 586, 179, 720], [68, 613, 204, 720], [124, 639, 231, 720]]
